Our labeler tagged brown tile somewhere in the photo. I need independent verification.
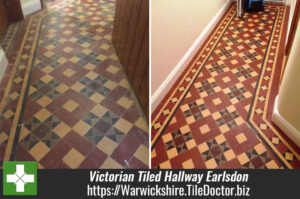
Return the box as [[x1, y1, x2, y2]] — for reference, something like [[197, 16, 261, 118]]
[[46, 95, 69, 113], [107, 86, 128, 101], [40, 140, 72, 168], [54, 108, 80, 127], [78, 148, 107, 168], [55, 160, 70, 169], [101, 98, 127, 116], [128, 126, 149, 147], [15, 144, 36, 161], [111, 135, 140, 167], [122, 105, 140, 123], [94, 120, 111, 134], [63, 130, 94, 156]]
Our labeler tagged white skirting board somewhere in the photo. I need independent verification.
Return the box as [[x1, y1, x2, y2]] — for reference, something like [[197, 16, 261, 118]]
[[21, 0, 42, 17], [151, 1, 233, 112], [272, 96, 300, 148], [0, 49, 8, 83]]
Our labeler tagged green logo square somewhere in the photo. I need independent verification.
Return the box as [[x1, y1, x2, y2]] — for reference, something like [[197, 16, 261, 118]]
[[3, 161, 37, 196]]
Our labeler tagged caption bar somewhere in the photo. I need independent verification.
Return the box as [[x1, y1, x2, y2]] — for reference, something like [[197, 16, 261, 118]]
[[87, 170, 250, 198]]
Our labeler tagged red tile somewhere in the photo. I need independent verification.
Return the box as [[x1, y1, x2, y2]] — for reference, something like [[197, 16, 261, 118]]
[[101, 98, 127, 117], [111, 135, 140, 167], [123, 105, 141, 123], [78, 148, 107, 168], [107, 86, 129, 101], [128, 126, 149, 147], [15, 144, 36, 161], [31, 68, 46, 83], [63, 130, 94, 156], [53, 108, 80, 127], [55, 160, 70, 169], [24, 97, 42, 115], [40, 140, 71, 168], [46, 95, 69, 113]]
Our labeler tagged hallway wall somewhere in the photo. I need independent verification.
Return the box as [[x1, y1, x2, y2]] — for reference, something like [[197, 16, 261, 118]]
[[151, 0, 229, 111], [274, 19, 300, 142], [0, 46, 8, 82]]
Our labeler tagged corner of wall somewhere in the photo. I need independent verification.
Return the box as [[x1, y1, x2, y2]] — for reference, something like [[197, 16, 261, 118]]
[[272, 96, 300, 148]]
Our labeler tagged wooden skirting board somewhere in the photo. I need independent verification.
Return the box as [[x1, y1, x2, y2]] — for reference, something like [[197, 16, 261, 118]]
[[112, 0, 149, 119]]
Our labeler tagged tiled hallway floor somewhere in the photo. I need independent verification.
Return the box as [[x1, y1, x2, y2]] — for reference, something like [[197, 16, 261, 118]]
[[0, 0, 149, 168], [151, 3, 300, 169]]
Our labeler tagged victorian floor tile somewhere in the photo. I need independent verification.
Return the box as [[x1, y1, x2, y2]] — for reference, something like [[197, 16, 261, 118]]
[[0, 0, 148, 169], [151, 3, 300, 169]]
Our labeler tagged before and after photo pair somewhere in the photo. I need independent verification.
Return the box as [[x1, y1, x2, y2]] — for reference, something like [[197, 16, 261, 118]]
[[0, 0, 300, 172]]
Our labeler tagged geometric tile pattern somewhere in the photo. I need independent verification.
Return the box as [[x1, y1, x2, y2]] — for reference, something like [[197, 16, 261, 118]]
[[0, 0, 148, 169], [152, 3, 300, 169]]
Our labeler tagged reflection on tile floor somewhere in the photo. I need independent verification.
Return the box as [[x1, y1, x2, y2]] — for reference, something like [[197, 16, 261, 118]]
[[151, 4, 300, 169], [0, 0, 149, 169]]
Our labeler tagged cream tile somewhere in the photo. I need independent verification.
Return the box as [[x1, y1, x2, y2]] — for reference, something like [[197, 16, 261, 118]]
[[71, 82, 85, 92], [106, 65, 119, 74], [90, 93, 105, 103], [160, 160, 171, 169], [97, 137, 118, 155], [134, 145, 149, 165], [0, 132, 8, 144], [100, 157, 123, 169], [73, 120, 91, 136], [114, 118, 133, 134], [104, 80, 117, 90], [166, 148, 178, 159], [182, 159, 194, 169], [63, 148, 85, 169], [19, 126, 30, 141], [29, 141, 50, 161], [63, 68, 76, 77], [35, 109, 51, 122], [205, 158, 217, 169], [91, 104, 107, 118], [134, 117, 148, 132], [55, 83, 69, 93], [37, 96, 52, 107], [53, 122, 71, 138], [199, 124, 210, 134], [40, 74, 54, 83], [117, 96, 133, 109], [236, 133, 247, 144], [63, 100, 79, 112]]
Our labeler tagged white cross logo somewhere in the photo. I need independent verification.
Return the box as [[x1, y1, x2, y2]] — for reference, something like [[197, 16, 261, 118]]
[[6, 164, 35, 192]]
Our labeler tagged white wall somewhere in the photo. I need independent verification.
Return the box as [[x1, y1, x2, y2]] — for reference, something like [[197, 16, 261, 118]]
[[286, 0, 297, 44], [21, 0, 42, 17], [273, 19, 300, 147], [0, 48, 8, 82], [151, 0, 230, 111]]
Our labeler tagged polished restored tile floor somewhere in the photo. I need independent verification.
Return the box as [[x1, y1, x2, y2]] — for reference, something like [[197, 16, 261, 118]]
[[0, 0, 148, 168], [151, 3, 300, 169]]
